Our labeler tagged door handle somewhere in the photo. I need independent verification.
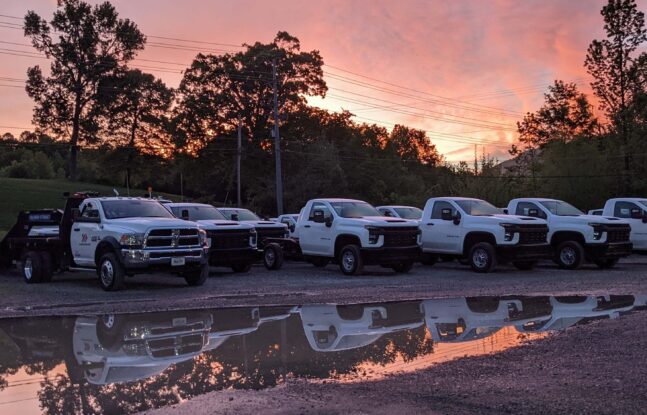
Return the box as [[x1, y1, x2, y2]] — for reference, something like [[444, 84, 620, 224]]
[[426, 223, 434, 226], [73, 228, 80, 232], [304, 225, 311, 228]]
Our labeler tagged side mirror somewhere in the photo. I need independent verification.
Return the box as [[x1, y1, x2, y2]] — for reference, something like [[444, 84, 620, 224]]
[[528, 208, 539, 218], [441, 208, 453, 221], [288, 223, 295, 233], [630, 208, 643, 220], [231, 213, 239, 221], [312, 209, 325, 223], [452, 214, 461, 226], [383, 210, 392, 217], [324, 216, 333, 228], [181, 209, 190, 220]]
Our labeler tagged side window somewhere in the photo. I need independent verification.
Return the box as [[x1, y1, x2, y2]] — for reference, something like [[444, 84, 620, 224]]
[[379, 208, 392, 217], [308, 202, 332, 221], [614, 201, 641, 218], [81, 203, 100, 219], [431, 201, 456, 219], [515, 202, 546, 219]]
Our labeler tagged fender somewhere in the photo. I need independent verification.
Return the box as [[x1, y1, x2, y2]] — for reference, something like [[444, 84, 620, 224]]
[[94, 236, 123, 267]]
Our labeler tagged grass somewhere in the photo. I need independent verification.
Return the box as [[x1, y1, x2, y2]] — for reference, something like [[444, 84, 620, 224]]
[[0, 177, 180, 236]]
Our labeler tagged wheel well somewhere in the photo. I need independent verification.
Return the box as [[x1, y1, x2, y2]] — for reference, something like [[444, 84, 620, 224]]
[[334, 234, 362, 258], [94, 241, 118, 266], [550, 231, 585, 247], [463, 232, 496, 256]]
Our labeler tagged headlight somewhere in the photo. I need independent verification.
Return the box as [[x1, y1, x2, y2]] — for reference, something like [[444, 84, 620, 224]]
[[365, 225, 381, 244], [589, 223, 604, 240], [198, 229, 208, 246], [499, 223, 516, 241], [120, 233, 145, 246]]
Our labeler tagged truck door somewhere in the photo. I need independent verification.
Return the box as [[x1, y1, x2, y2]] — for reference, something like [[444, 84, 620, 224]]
[[614, 201, 647, 250], [299, 202, 334, 256], [422, 201, 462, 253], [69, 202, 102, 267]]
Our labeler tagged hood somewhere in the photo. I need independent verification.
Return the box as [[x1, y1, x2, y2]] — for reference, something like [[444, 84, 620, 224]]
[[337, 216, 418, 227], [242, 220, 287, 228], [194, 219, 254, 231], [106, 217, 200, 232], [488, 214, 548, 225], [555, 214, 629, 224]]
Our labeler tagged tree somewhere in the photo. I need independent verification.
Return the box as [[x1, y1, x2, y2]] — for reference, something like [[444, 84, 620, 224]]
[[24, 0, 146, 180], [95, 69, 174, 186], [174, 31, 327, 149], [384, 124, 443, 165], [585, 0, 647, 186]]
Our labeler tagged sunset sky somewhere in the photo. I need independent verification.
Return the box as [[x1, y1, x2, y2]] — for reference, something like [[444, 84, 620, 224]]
[[0, 0, 638, 162]]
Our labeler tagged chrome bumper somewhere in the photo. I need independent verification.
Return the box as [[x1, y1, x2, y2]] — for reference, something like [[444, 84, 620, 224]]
[[120, 247, 208, 269]]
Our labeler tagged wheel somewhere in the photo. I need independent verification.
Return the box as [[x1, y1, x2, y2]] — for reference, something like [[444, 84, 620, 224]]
[[39, 251, 54, 282], [96, 314, 125, 350], [20, 251, 43, 284], [184, 264, 208, 286], [468, 242, 497, 273], [339, 244, 364, 276], [336, 304, 365, 320], [391, 261, 414, 273], [263, 243, 284, 270], [231, 263, 252, 273], [420, 253, 438, 266], [310, 257, 330, 268], [513, 260, 537, 271], [554, 241, 584, 270], [97, 252, 126, 291], [595, 258, 619, 269]]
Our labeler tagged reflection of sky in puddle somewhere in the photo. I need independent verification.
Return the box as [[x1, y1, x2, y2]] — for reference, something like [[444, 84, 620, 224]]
[[0, 294, 643, 414]]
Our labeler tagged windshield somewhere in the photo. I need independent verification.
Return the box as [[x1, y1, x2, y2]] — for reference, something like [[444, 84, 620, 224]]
[[330, 201, 381, 218], [639, 201, 647, 210], [171, 205, 226, 221], [540, 200, 583, 216], [455, 200, 501, 216], [102, 200, 174, 220], [394, 207, 423, 220], [221, 209, 260, 221]]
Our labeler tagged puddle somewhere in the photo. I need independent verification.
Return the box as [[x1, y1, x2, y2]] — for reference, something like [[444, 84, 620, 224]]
[[0, 294, 644, 414]]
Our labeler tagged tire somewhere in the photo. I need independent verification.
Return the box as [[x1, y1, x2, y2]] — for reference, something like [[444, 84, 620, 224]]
[[513, 260, 537, 271], [555, 240, 585, 270], [336, 304, 365, 320], [468, 242, 497, 273], [420, 253, 438, 266], [595, 258, 619, 269], [263, 243, 284, 271], [39, 251, 54, 282], [310, 257, 330, 268], [97, 252, 126, 291], [231, 263, 252, 273], [96, 314, 125, 350], [391, 261, 414, 273], [339, 244, 364, 276], [20, 251, 43, 284], [184, 264, 208, 286]]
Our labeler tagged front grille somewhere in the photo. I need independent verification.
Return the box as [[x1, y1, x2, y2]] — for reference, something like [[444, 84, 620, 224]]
[[148, 250, 202, 258], [208, 229, 251, 250], [256, 227, 286, 240], [381, 226, 419, 247], [146, 228, 200, 248], [606, 225, 630, 243], [147, 333, 207, 358], [517, 225, 548, 244]]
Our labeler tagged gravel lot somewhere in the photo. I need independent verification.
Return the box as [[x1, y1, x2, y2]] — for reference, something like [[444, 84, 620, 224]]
[[1, 256, 646, 318]]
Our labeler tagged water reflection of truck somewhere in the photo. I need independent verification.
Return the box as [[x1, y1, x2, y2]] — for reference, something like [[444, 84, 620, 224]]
[[516, 295, 636, 333], [299, 302, 424, 352], [73, 312, 213, 385]]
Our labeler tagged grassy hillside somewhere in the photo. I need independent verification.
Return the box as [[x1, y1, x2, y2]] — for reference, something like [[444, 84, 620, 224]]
[[0, 178, 180, 235]]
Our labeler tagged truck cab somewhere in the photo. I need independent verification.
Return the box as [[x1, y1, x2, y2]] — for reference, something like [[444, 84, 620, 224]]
[[295, 198, 421, 275], [165, 203, 258, 273], [218, 208, 288, 249], [601, 198, 647, 253], [420, 197, 550, 273], [508, 198, 633, 269]]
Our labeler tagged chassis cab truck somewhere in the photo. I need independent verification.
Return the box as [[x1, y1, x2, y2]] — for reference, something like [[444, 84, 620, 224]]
[[294, 198, 421, 275], [601, 198, 647, 253], [0, 193, 209, 290], [420, 197, 550, 273], [508, 198, 632, 269]]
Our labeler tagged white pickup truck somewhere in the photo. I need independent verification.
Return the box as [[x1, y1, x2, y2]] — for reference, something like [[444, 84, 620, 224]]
[[292, 198, 421, 275], [600, 198, 647, 253], [217, 207, 289, 249], [1, 193, 209, 290], [507, 198, 633, 269], [165, 203, 259, 273], [419, 197, 550, 272]]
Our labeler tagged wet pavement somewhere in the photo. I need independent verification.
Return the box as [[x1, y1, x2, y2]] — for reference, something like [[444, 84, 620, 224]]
[[0, 294, 645, 414]]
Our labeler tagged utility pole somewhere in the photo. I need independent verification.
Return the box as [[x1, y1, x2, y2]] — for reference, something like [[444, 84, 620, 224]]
[[237, 120, 242, 207], [272, 58, 284, 215]]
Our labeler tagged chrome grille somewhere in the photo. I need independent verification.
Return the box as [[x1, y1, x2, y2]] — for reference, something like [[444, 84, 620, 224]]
[[146, 228, 200, 248]]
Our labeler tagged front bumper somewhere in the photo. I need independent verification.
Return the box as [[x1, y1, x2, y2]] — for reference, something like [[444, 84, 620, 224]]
[[497, 243, 551, 261], [585, 242, 633, 259], [208, 247, 259, 266], [121, 247, 207, 271], [360, 245, 421, 265]]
